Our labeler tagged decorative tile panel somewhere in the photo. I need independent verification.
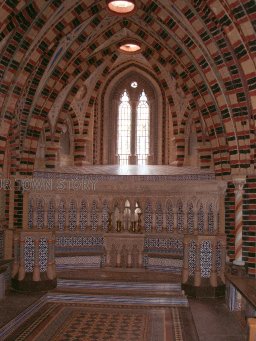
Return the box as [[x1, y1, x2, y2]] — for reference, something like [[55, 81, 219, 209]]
[[39, 238, 48, 272], [155, 202, 163, 232], [102, 200, 108, 231], [188, 240, 196, 276], [58, 200, 66, 230], [47, 200, 55, 229], [90, 200, 98, 230], [80, 200, 88, 230], [36, 200, 44, 229], [198, 204, 204, 233], [200, 240, 212, 278], [28, 199, 33, 229], [24, 237, 34, 272], [166, 203, 174, 232], [69, 200, 77, 231], [144, 202, 152, 232], [187, 202, 194, 233], [208, 203, 214, 233], [177, 201, 184, 233]]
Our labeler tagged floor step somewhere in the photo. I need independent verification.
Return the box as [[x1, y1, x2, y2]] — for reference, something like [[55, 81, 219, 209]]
[[57, 268, 181, 283], [47, 292, 189, 307], [54, 269, 187, 307], [57, 279, 182, 292], [55, 288, 184, 298]]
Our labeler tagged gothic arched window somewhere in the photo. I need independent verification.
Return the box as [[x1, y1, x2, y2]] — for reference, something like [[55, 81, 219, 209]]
[[117, 89, 150, 165], [117, 90, 131, 165], [136, 90, 150, 165]]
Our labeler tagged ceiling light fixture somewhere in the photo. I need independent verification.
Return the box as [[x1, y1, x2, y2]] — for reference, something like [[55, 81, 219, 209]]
[[107, 0, 136, 15], [119, 42, 141, 53]]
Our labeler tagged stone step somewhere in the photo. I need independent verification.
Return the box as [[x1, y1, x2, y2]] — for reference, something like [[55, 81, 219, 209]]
[[46, 292, 189, 307], [57, 268, 182, 283], [55, 287, 184, 298], [57, 278, 182, 292]]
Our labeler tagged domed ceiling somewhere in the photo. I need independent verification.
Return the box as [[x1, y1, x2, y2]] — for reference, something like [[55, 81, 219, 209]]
[[0, 0, 255, 176]]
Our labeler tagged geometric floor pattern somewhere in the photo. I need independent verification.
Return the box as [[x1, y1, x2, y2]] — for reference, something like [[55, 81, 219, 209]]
[[2, 302, 198, 341]]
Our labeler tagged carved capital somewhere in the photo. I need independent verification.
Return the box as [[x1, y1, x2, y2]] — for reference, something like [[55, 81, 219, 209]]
[[233, 176, 246, 195]]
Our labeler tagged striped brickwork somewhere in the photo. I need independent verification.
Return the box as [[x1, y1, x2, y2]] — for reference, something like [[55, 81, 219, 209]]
[[225, 181, 236, 261], [234, 178, 246, 265], [243, 176, 256, 277]]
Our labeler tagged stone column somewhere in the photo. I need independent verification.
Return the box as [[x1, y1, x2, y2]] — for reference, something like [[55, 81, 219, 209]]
[[163, 209, 167, 232], [210, 239, 217, 287], [116, 245, 121, 267], [138, 249, 143, 267], [106, 248, 111, 267], [22, 191, 29, 230], [220, 240, 226, 283], [182, 238, 189, 284], [194, 209, 198, 235], [233, 177, 246, 266], [127, 248, 132, 268], [12, 232, 19, 277], [18, 238, 25, 281], [47, 234, 56, 280], [173, 208, 177, 234], [184, 210, 188, 234]]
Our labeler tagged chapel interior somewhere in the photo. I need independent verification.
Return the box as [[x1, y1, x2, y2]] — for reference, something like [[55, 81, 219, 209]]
[[0, 0, 255, 340]]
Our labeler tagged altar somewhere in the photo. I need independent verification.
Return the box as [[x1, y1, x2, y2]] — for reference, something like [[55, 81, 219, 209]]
[[104, 232, 144, 269]]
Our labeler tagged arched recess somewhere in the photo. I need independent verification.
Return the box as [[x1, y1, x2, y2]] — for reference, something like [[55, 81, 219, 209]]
[[97, 65, 167, 165]]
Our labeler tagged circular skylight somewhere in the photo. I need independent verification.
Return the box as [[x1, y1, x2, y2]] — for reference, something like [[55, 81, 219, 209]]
[[119, 43, 141, 53], [107, 1, 135, 14]]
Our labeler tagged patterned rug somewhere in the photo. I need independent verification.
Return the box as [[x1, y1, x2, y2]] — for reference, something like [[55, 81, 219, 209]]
[[2, 302, 198, 341]]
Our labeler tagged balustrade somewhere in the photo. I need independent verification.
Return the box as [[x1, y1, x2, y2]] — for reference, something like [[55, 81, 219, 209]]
[[27, 195, 221, 237]]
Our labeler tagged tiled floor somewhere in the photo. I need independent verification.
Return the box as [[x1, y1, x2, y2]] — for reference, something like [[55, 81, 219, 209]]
[[189, 298, 247, 341], [0, 295, 197, 341], [0, 291, 248, 340], [0, 291, 43, 328]]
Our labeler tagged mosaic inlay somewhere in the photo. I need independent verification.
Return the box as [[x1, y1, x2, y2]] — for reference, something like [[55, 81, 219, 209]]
[[200, 240, 212, 278]]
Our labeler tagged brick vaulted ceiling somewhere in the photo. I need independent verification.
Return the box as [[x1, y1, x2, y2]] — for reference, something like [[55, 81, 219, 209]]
[[0, 0, 255, 176]]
